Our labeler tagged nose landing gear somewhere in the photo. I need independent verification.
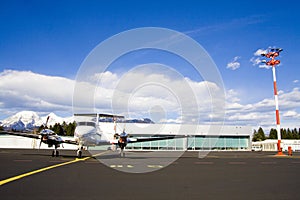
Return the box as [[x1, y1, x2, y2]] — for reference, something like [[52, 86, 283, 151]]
[[77, 146, 83, 158], [52, 146, 59, 157]]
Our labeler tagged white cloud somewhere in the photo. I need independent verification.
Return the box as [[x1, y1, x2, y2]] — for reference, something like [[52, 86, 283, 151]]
[[91, 71, 119, 88], [226, 89, 240, 103], [250, 57, 261, 66], [258, 64, 272, 69], [254, 48, 268, 56], [250, 48, 271, 69], [0, 69, 226, 124], [278, 88, 300, 109], [293, 80, 299, 83], [93, 69, 226, 123], [0, 70, 74, 115], [159, 118, 183, 124], [227, 56, 241, 70], [283, 110, 299, 118], [224, 86, 300, 129], [1, 70, 300, 130]]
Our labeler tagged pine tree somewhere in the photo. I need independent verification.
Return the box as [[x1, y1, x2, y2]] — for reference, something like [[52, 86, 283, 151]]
[[38, 125, 45, 132], [252, 127, 266, 141], [252, 129, 257, 141], [269, 128, 277, 139], [51, 123, 64, 135], [292, 128, 298, 139], [258, 127, 266, 141], [281, 128, 287, 139], [287, 128, 293, 139], [65, 122, 76, 136]]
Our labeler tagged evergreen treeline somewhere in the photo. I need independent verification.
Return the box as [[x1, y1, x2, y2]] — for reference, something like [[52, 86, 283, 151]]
[[39, 121, 76, 136], [253, 127, 300, 141]]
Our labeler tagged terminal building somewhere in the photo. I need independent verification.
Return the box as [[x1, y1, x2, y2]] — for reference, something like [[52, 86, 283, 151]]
[[0, 112, 253, 151], [100, 123, 252, 151]]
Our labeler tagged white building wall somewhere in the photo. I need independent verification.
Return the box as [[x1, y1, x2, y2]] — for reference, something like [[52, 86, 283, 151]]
[[102, 123, 252, 137], [0, 135, 77, 149], [0, 124, 252, 150], [252, 139, 300, 151]]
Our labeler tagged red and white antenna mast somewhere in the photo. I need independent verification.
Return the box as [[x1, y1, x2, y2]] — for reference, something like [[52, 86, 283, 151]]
[[261, 48, 284, 155]]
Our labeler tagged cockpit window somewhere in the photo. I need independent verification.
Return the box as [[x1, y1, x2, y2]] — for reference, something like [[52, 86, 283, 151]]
[[40, 129, 55, 135]]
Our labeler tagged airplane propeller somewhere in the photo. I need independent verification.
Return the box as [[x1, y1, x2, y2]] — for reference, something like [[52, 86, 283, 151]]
[[39, 137, 43, 149], [45, 116, 50, 128], [38, 116, 50, 149]]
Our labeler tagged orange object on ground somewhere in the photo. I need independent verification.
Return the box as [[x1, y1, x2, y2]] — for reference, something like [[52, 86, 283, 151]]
[[288, 146, 292, 156], [276, 140, 284, 156]]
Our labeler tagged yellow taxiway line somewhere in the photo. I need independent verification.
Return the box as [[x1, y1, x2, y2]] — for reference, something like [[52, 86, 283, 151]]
[[0, 152, 106, 186]]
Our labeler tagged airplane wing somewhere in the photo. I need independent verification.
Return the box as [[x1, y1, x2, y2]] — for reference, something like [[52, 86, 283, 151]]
[[0, 130, 78, 145], [0, 131, 40, 139], [62, 139, 78, 145], [127, 135, 186, 143], [108, 135, 186, 145]]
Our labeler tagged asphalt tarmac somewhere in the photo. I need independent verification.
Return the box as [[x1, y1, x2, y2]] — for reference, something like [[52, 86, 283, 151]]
[[0, 149, 299, 200]]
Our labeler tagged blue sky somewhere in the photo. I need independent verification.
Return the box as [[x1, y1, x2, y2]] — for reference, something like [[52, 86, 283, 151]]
[[0, 0, 299, 130]]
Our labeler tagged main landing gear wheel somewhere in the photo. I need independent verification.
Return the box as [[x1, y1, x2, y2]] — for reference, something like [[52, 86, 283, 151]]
[[77, 150, 82, 158], [120, 149, 125, 158], [52, 150, 59, 157]]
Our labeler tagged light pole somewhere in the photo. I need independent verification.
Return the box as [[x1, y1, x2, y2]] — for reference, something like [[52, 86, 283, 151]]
[[261, 48, 284, 155]]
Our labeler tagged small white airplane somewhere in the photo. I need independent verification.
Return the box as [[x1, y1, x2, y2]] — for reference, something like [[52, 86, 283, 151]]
[[1, 113, 182, 158]]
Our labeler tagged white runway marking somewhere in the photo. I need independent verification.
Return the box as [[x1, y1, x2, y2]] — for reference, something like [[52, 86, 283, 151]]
[[147, 165, 163, 168], [110, 165, 134, 168]]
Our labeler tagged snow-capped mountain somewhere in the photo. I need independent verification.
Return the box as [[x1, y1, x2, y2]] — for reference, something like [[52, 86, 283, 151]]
[[41, 112, 68, 126], [1, 111, 73, 131], [0, 111, 154, 131]]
